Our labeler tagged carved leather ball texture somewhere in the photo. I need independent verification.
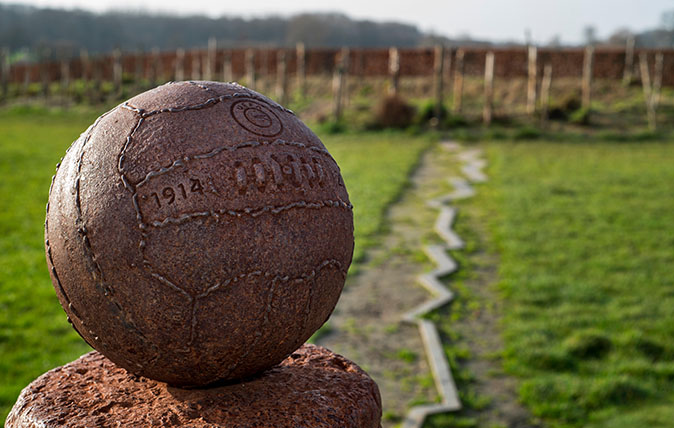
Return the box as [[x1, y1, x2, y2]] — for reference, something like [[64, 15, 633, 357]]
[[45, 81, 354, 386]]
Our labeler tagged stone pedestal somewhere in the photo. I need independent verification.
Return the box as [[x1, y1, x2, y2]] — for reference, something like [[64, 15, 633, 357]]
[[6, 344, 382, 428]]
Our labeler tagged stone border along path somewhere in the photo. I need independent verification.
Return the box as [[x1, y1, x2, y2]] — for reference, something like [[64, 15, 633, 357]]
[[402, 142, 488, 428]]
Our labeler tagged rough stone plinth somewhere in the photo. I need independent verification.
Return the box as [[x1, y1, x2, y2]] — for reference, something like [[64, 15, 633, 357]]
[[45, 81, 354, 386], [6, 344, 382, 428]]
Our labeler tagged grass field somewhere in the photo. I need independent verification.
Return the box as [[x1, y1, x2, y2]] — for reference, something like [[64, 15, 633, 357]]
[[0, 106, 431, 423], [0, 107, 101, 423], [3, 104, 673, 427], [483, 142, 674, 427]]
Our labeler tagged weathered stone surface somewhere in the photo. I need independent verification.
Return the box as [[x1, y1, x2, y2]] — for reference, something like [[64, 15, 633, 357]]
[[45, 81, 354, 386], [6, 344, 382, 428]]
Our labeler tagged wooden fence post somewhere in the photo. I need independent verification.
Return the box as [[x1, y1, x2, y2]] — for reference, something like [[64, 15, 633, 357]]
[[80, 49, 90, 81], [639, 53, 654, 130], [388, 47, 400, 95], [222, 50, 232, 82], [483, 51, 495, 125], [333, 47, 349, 121], [444, 46, 452, 92], [175, 48, 185, 81], [22, 66, 30, 96], [652, 52, 664, 110], [245, 48, 256, 90], [191, 50, 201, 80], [581, 45, 594, 111], [639, 53, 651, 100], [89, 56, 100, 102], [276, 49, 288, 105], [40, 48, 50, 98], [639, 52, 663, 131], [201, 51, 208, 81], [540, 63, 553, 128], [0, 47, 9, 101], [433, 45, 445, 120], [41, 62, 49, 98], [134, 49, 144, 92], [527, 45, 537, 115], [296, 42, 306, 98], [260, 48, 269, 92], [350, 50, 364, 104], [452, 48, 464, 113], [150, 47, 160, 86], [92, 55, 103, 102], [60, 58, 70, 96], [112, 48, 122, 96], [206, 37, 216, 81], [623, 35, 635, 86], [80, 48, 91, 97]]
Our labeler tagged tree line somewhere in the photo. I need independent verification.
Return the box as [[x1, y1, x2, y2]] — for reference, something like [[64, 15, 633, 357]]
[[0, 3, 672, 62], [0, 4, 446, 59]]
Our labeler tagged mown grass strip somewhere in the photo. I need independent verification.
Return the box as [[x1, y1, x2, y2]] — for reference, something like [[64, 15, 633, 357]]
[[484, 141, 674, 427]]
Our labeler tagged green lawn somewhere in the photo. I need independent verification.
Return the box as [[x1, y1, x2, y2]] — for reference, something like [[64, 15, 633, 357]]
[[0, 107, 101, 423], [484, 142, 674, 427], [0, 106, 430, 423], [7, 106, 672, 428]]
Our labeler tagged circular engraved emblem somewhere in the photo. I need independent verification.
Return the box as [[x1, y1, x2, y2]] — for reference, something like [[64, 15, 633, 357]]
[[231, 99, 283, 137]]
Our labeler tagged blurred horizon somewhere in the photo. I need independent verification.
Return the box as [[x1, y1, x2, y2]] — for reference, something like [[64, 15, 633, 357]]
[[1, 0, 673, 48]]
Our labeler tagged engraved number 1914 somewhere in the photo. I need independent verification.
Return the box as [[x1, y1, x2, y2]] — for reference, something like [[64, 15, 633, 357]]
[[150, 178, 203, 208]]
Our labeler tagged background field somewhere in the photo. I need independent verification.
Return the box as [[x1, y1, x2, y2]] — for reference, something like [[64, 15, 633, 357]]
[[2, 104, 673, 428], [0, 106, 431, 423], [421, 140, 674, 428], [485, 141, 674, 427]]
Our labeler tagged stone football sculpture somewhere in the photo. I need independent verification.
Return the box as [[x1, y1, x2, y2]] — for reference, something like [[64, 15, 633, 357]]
[[44, 81, 354, 386]]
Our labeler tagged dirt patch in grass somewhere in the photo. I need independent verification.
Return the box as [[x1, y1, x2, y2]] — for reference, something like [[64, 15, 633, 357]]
[[318, 142, 539, 428], [453, 251, 537, 428], [407, 143, 540, 428], [427, 178, 540, 427], [316, 147, 445, 426]]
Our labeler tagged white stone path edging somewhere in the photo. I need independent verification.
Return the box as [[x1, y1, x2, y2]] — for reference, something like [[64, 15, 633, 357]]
[[401, 142, 487, 428]]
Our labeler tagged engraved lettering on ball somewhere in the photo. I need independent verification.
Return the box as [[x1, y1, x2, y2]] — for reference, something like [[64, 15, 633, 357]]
[[135, 144, 334, 225], [231, 99, 283, 137]]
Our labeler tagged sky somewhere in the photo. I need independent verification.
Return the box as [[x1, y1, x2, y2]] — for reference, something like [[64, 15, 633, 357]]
[[7, 0, 673, 44]]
